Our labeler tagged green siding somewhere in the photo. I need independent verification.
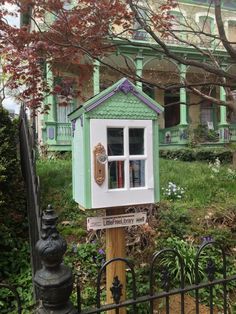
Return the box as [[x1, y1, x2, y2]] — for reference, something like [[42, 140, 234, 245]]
[[73, 117, 86, 206], [87, 91, 158, 120], [72, 116, 91, 209], [153, 121, 160, 202], [83, 117, 92, 209]]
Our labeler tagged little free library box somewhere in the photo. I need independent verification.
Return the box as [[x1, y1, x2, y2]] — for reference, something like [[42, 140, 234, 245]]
[[69, 78, 164, 210]]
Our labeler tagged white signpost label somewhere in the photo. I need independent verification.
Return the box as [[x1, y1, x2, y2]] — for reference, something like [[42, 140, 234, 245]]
[[87, 212, 147, 231]]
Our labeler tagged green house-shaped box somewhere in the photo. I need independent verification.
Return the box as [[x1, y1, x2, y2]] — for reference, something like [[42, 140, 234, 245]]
[[69, 78, 164, 210]]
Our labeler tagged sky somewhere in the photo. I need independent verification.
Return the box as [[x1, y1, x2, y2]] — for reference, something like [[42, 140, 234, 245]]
[[2, 4, 20, 114]]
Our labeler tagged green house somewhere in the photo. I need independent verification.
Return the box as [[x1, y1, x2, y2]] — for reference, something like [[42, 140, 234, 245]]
[[69, 78, 164, 210]]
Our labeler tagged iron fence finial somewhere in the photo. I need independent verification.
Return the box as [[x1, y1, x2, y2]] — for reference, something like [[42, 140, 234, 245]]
[[34, 205, 76, 314]]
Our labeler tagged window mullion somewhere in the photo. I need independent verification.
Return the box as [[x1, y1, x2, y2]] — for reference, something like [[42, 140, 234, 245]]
[[129, 155, 146, 160], [124, 126, 129, 190], [144, 127, 148, 188]]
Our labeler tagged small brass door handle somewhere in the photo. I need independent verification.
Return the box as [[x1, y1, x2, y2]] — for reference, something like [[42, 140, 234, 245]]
[[93, 143, 106, 185]]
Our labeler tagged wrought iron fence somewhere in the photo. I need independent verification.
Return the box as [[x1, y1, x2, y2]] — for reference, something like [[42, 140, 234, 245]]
[[77, 241, 236, 314], [19, 105, 41, 296]]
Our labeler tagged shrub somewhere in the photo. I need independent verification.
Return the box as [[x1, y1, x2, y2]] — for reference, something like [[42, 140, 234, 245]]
[[0, 108, 30, 312], [155, 237, 236, 310], [160, 148, 233, 164]]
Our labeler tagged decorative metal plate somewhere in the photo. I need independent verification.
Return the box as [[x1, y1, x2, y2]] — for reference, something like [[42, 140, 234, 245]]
[[93, 143, 106, 186]]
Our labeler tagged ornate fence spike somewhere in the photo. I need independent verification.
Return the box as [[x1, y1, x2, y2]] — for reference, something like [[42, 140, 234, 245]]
[[160, 267, 171, 291], [34, 205, 76, 314], [110, 276, 123, 304], [206, 258, 216, 282]]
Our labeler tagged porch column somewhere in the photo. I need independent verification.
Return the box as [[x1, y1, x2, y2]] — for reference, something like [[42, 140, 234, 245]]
[[46, 64, 57, 145], [135, 51, 143, 89], [220, 86, 227, 125], [219, 86, 229, 143], [179, 63, 188, 126], [93, 60, 100, 95]]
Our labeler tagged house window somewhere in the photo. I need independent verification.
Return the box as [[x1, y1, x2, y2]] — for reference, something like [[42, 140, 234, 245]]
[[224, 0, 236, 9], [164, 91, 180, 128], [133, 4, 149, 40], [228, 21, 236, 45], [107, 126, 146, 190], [54, 77, 76, 123], [167, 11, 184, 43], [200, 101, 214, 127], [198, 16, 214, 46]]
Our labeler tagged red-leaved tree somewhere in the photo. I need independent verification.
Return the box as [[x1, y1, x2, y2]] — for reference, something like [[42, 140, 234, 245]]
[[1, 0, 236, 111]]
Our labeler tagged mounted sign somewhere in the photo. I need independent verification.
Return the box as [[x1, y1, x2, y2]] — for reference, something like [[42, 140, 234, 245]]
[[87, 212, 147, 230], [68, 77, 164, 210]]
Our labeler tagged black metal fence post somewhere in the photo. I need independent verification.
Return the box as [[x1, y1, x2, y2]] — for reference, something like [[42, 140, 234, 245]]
[[34, 205, 76, 314]]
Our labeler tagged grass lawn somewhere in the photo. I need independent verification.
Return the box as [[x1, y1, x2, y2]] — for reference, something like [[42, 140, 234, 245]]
[[37, 156, 236, 211], [37, 156, 236, 246]]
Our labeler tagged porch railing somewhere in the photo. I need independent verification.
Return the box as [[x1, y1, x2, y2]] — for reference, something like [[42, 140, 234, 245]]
[[159, 126, 180, 144], [229, 124, 236, 142], [56, 122, 72, 143], [123, 31, 224, 50]]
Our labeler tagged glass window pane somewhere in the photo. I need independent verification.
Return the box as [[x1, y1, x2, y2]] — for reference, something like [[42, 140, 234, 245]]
[[107, 128, 124, 156], [129, 160, 145, 188], [129, 128, 144, 155], [108, 161, 124, 189]]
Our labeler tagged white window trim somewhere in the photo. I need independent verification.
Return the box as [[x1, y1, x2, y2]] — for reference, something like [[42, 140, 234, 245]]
[[195, 12, 215, 24], [225, 18, 236, 39], [90, 119, 154, 208], [107, 126, 147, 190], [169, 8, 186, 17]]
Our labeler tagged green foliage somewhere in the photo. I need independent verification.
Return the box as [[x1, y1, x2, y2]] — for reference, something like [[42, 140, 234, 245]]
[[156, 237, 198, 285], [160, 148, 233, 163], [158, 205, 191, 238], [37, 158, 77, 212], [0, 242, 33, 314], [126, 266, 150, 313], [0, 108, 31, 313], [162, 182, 185, 201], [64, 241, 105, 307], [160, 158, 236, 208], [192, 125, 219, 143], [0, 107, 26, 221], [156, 237, 236, 310]]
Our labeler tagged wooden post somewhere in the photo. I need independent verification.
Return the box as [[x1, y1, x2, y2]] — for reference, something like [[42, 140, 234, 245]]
[[233, 151, 236, 169], [106, 208, 126, 314]]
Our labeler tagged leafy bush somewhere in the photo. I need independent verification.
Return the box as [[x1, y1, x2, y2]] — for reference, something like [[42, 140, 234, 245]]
[[157, 205, 191, 238], [64, 241, 105, 307], [155, 237, 236, 310], [160, 148, 233, 163], [0, 108, 31, 313], [192, 125, 219, 143], [0, 108, 26, 220]]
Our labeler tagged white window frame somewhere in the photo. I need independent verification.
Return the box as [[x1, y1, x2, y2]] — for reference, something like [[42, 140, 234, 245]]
[[90, 119, 154, 208]]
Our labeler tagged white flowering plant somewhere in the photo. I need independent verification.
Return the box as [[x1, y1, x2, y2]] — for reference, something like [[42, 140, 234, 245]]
[[208, 157, 221, 175], [162, 182, 185, 201], [208, 158, 236, 180]]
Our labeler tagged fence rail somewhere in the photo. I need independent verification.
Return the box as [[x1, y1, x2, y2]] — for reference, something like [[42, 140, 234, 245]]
[[19, 105, 41, 296], [78, 241, 235, 314]]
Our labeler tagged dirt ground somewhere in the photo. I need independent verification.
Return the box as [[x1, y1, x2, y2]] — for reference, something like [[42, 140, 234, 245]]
[[154, 294, 220, 314]]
